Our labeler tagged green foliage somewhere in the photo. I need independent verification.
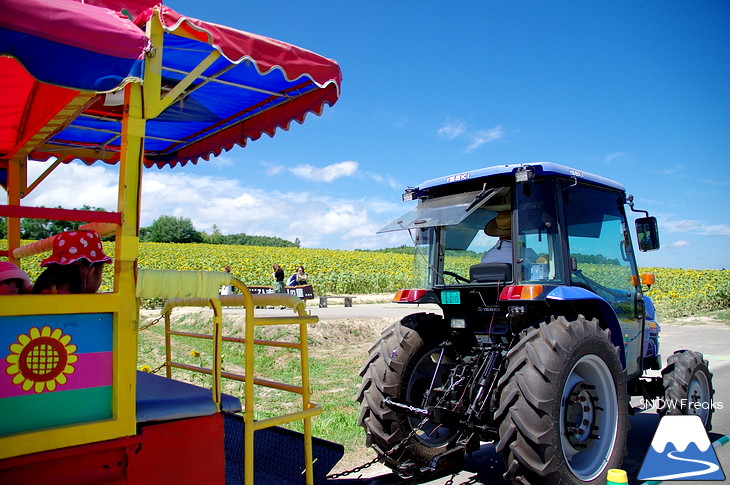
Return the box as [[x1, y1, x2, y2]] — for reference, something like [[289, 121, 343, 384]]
[[370, 245, 478, 259], [142, 215, 203, 243], [140, 219, 299, 247], [367, 245, 415, 255], [572, 253, 621, 266], [201, 224, 299, 247], [0, 217, 5, 238]]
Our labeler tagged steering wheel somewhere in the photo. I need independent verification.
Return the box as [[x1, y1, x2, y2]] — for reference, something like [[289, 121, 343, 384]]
[[443, 271, 470, 283]]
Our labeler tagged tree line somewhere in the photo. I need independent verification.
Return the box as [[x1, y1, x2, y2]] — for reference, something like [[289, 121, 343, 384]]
[[0, 209, 300, 248]]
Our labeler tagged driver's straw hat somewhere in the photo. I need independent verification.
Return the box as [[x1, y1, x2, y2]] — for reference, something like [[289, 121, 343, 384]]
[[485, 210, 511, 237], [40, 230, 112, 267]]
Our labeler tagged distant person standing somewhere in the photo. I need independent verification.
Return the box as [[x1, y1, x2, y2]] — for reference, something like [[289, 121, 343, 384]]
[[272, 264, 286, 293], [220, 265, 233, 296]]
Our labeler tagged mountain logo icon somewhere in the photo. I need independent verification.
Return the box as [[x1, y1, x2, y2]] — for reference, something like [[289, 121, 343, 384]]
[[638, 415, 725, 481]]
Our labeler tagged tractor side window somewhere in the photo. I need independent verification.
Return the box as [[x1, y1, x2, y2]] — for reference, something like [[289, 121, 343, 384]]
[[564, 186, 635, 303]]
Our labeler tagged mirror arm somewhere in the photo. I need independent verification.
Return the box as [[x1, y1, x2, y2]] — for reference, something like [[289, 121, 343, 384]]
[[627, 194, 649, 217]]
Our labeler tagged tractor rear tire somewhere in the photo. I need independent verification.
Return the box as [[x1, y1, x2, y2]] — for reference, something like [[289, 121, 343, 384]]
[[495, 315, 628, 484], [356, 312, 467, 475], [660, 350, 714, 430]]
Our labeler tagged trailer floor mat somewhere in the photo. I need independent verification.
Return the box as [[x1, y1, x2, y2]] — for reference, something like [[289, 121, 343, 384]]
[[224, 413, 345, 484]]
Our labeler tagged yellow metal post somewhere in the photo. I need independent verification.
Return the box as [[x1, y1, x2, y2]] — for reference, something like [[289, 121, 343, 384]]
[[5, 157, 25, 266], [300, 320, 315, 485], [112, 77, 146, 439], [243, 289, 256, 485]]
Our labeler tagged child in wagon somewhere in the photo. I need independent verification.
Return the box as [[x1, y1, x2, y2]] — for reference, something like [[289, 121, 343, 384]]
[[0, 261, 32, 295], [32, 230, 112, 294]]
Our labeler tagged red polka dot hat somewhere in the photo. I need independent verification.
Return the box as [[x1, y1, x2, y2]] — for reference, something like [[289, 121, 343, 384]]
[[40, 230, 112, 267]]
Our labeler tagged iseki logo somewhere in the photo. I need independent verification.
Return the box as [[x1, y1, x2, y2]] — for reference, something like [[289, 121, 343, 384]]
[[639, 398, 724, 412]]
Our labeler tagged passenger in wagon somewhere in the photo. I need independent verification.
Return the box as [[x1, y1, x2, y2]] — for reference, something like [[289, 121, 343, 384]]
[[0, 261, 32, 295], [32, 230, 112, 294]]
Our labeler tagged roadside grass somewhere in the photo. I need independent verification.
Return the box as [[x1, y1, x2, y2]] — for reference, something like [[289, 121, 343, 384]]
[[137, 309, 371, 457], [710, 308, 730, 323]]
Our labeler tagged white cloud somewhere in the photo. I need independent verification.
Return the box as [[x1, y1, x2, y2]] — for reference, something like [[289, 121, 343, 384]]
[[668, 240, 693, 248], [660, 164, 685, 176], [264, 164, 285, 176], [23, 162, 119, 209], [437, 119, 466, 140], [289, 160, 358, 182], [438, 118, 506, 151], [16, 161, 403, 250], [263, 160, 398, 188], [363, 171, 401, 189], [604, 152, 626, 163], [466, 126, 505, 152], [660, 216, 730, 237]]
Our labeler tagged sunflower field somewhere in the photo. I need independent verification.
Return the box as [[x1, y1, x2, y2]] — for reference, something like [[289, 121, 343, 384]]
[[6, 240, 730, 318]]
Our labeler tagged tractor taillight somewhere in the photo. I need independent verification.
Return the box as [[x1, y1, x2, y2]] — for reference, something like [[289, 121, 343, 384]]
[[499, 285, 543, 300], [393, 289, 428, 303]]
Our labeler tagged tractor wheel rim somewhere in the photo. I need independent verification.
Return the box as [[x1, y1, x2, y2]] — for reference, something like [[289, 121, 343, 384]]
[[560, 354, 619, 480], [687, 370, 711, 425]]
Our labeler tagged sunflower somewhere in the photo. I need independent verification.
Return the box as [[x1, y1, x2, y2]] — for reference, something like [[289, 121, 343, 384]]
[[5, 326, 78, 393]]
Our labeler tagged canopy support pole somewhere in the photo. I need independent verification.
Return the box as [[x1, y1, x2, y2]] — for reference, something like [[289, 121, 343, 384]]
[[4, 157, 24, 265], [23, 157, 63, 197], [145, 9, 221, 120]]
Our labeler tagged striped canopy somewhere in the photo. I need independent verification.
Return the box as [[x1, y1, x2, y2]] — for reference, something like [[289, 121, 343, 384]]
[[0, 0, 342, 170]]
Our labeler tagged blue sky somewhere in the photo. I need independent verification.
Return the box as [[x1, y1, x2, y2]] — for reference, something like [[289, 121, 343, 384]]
[[21, 1, 730, 269]]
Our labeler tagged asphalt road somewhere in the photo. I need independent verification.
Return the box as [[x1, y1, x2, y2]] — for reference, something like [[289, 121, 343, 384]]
[[313, 303, 730, 485]]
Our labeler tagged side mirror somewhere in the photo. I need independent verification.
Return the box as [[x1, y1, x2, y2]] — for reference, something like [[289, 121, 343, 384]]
[[635, 216, 660, 252]]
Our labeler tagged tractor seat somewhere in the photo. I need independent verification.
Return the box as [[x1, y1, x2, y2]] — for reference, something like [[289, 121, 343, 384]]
[[469, 263, 512, 283]]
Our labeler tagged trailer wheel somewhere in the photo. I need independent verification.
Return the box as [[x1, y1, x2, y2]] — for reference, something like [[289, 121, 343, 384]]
[[495, 316, 628, 484], [356, 313, 468, 474], [660, 350, 714, 430]]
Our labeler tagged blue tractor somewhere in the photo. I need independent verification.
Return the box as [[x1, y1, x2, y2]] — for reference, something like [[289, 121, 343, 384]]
[[357, 163, 715, 484]]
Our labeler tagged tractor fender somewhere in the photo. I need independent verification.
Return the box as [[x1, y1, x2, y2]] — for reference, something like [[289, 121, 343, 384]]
[[643, 294, 657, 322], [544, 286, 627, 367]]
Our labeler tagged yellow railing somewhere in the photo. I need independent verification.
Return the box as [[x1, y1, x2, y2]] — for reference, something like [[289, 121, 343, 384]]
[[144, 271, 320, 485]]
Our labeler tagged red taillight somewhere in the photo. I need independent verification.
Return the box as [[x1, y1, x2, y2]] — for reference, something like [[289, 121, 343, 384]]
[[499, 285, 543, 300], [393, 289, 428, 302]]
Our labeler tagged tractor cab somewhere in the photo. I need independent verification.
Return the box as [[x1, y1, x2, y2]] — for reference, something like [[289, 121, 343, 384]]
[[381, 162, 662, 376]]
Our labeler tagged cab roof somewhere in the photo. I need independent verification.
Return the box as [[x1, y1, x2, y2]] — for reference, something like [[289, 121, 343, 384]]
[[415, 162, 625, 194]]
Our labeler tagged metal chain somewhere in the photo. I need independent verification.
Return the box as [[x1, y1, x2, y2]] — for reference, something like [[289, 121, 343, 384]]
[[324, 454, 382, 480], [324, 416, 430, 480], [140, 315, 163, 331]]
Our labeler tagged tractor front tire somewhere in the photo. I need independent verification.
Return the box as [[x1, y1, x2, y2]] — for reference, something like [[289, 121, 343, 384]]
[[660, 350, 714, 430], [495, 315, 628, 484]]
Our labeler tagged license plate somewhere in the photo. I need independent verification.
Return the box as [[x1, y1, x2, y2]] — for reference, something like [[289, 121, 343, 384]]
[[441, 290, 460, 305]]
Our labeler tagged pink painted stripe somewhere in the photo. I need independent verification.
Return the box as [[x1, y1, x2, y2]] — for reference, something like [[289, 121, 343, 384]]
[[0, 352, 112, 398]]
